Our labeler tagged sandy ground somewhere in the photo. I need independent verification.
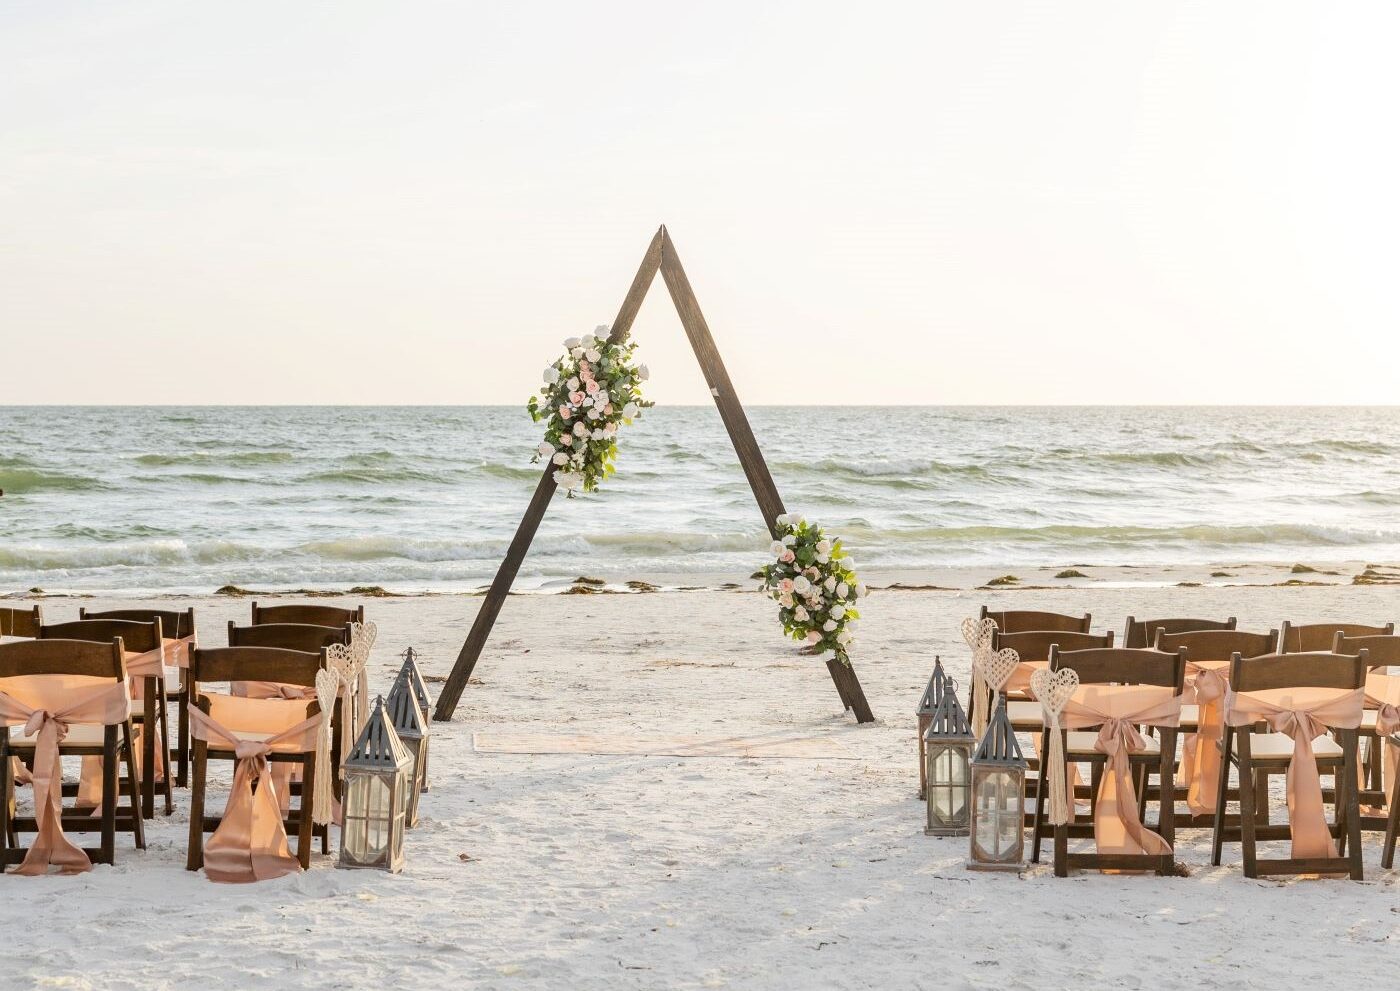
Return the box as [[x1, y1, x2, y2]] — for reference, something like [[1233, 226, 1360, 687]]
[[2, 583, 1398, 990]]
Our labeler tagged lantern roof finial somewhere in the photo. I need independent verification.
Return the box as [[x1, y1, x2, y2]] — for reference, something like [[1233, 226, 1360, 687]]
[[923, 678, 973, 741], [398, 646, 432, 715], [972, 698, 1026, 767]]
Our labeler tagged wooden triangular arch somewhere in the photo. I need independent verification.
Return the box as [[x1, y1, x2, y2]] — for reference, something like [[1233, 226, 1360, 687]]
[[433, 226, 875, 723]]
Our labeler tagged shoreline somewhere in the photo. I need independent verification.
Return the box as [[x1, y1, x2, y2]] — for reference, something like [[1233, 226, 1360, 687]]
[[6, 558, 1398, 599]]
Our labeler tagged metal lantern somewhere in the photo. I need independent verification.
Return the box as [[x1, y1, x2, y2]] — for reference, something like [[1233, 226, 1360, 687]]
[[967, 698, 1027, 871], [398, 646, 432, 791], [923, 680, 974, 836], [915, 657, 948, 800], [386, 671, 428, 827], [339, 696, 414, 873]]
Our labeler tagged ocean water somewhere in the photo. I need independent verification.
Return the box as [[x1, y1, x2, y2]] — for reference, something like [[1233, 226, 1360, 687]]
[[1, 405, 1399, 593]]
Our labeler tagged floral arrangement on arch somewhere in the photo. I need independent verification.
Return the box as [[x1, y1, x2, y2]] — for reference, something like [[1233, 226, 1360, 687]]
[[758, 513, 866, 665], [528, 326, 652, 494]]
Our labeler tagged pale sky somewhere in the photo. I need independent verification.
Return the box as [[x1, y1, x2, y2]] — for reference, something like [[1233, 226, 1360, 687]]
[[3, 1, 1397, 405]]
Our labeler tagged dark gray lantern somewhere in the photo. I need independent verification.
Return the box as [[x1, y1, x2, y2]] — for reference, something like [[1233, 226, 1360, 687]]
[[922, 679, 974, 836]]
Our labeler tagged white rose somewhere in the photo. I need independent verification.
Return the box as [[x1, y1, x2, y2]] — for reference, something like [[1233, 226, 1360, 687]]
[[591, 428, 605, 440], [793, 513, 806, 525], [829, 604, 846, 620], [836, 630, 853, 645], [595, 390, 609, 405], [580, 333, 596, 346], [537, 441, 554, 457], [792, 576, 811, 594], [855, 583, 867, 598], [637, 363, 650, 381], [553, 470, 581, 490], [775, 514, 790, 527], [836, 582, 849, 598], [778, 592, 793, 608], [842, 558, 855, 571], [573, 421, 588, 437], [586, 407, 600, 420], [543, 367, 560, 384], [823, 576, 836, 592], [603, 423, 617, 437], [552, 452, 568, 465], [816, 554, 830, 564], [816, 539, 832, 555], [593, 324, 609, 336], [564, 337, 581, 349], [793, 606, 808, 621], [566, 376, 580, 391], [781, 534, 796, 547], [770, 540, 784, 556], [823, 619, 836, 632], [623, 402, 639, 418], [585, 348, 601, 363], [571, 347, 585, 359]]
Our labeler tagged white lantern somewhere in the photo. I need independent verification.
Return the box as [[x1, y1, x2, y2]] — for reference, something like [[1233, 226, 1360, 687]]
[[923, 680, 974, 836], [398, 646, 432, 790], [386, 670, 428, 827], [339, 696, 414, 872]]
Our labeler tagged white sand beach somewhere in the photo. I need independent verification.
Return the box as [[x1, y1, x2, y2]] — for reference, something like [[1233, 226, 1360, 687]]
[[3, 583, 1395, 990]]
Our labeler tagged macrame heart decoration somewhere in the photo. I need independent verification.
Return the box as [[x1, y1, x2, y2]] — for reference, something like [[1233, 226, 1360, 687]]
[[971, 646, 1020, 738], [961, 616, 996, 652], [962, 616, 999, 738], [1030, 666, 1080, 825], [310, 667, 339, 826]]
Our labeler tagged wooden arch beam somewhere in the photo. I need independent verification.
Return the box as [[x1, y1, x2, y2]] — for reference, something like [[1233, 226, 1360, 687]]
[[433, 227, 875, 723]]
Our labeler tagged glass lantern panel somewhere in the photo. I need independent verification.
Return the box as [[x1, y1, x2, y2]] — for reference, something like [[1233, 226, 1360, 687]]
[[973, 770, 1022, 860], [364, 776, 391, 856]]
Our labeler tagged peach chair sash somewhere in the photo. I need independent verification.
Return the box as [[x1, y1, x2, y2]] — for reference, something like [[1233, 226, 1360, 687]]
[[224, 671, 338, 826], [124, 636, 194, 678], [1180, 661, 1230, 817], [1366, 672, 1400, 803], [1045, 684, 1182, 856], [0, 675, 131, 876], [1223, 686, 1365, 860], [187, 695, 322, 883]]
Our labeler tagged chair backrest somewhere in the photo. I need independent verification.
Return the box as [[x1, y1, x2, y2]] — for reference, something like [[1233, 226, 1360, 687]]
[[227, 622, 351, 654], [1333, 632, 1400, 669], [0, 637, 125, 679], [1124, 615, 1236, 649], [1278, 621, 1394, 653], [1229, 651, 1368, 693], [979, 607, 1090, 634], [39, 618, 162, 654], [0, 605, 43, 638], [80, 606, 196, 639], [189, 646, 325, 690], [992, 629, 1113, 663], [1049, 645, 1186, 689], [251, 602, 364, 628], [1152, 628, 1276, 662]]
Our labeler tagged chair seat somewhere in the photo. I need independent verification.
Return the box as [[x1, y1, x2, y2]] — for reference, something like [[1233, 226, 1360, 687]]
[[1007, 700, 1043, 728], [1246, 732, 1343, 761], [1179, 704, 1199, 729], [5, 723, 110, 748], [1066, 731, 1161, 756]]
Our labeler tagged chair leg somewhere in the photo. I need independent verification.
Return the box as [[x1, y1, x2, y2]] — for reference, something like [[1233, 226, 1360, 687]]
[[1158, 731, 1177, 873], [101, 727, 119, 865], [186, 740, 208, 872], [0, 744, 12, 870], [1237, 736, 1258, 878], [158, 691, 174, 815], [297, 754, 315, 869], [1053, 822, 1068, 877], [1341, 731, 1364, 880], [1211, 729, 1232, 866], [1252, 768, 1271, 826], [176, 679, 190, 789], [121, 721, 146, 849], [141, 686, 157, 819], [1383, 765, 1399, 870]]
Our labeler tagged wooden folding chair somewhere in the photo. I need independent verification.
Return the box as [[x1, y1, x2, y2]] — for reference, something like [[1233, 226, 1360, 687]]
[[228, 621, 352, 654], [0, 606, 42, 640], [1030, 645, 1187, 876], [1210, 650, 1366, 879], [251, 602, 364, 628], [186, 646, 328, 872], [81, 607, 197, 788], [39, 619, 172, 818], [0, 638, 144, 871], [1278, 620, 1393, 653], [979, 607, 1090, 634], [1123, 615, 1236, 649], [1333, 632, 1400, 860]]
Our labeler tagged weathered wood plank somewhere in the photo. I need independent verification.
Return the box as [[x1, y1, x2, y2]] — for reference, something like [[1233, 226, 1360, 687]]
[[433, 232, 664, 721]]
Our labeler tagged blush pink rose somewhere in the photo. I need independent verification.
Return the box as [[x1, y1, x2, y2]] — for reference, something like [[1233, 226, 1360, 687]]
[[578, 361, 591, 377], [559, 406, 571, 420], [585, 380, 599, 395], [779, 578, 794, 593], [569, 390, 586, 405], [781, 550, 796, 563], [805, 631, 822, 645], [603, 403, 613, 415]]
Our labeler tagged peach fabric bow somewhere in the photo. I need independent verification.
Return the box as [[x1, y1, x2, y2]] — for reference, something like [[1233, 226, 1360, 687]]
[[1051, 685, 1181, 856], [0, 676, 131, 876], [1224, 686, 1365, 860], [187, 696, 321, 884], [1366, 673, 1400, 803]]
